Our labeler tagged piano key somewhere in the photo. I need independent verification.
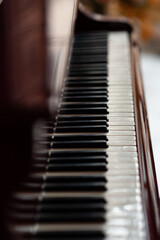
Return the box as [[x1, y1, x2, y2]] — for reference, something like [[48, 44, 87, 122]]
[[48, 156, 107, 164], [30, 172, 139, 184], [13, 190, 141, 201], [107, 162, 139, 171], [72, 49, 107, 56], [64, 87, 108, 92], [51, 140, 107, 148], [66, 76, 108, 81], [71, 56, 107, 64], [63, 87, 107, 92], [46, 175, 106, 183], [50, 150, 107, 158], [11, 201, 106, 214], [56, 120, 108, 127], [73, 42, 107, 48], [109, 106, 134, 113], [108, 112, 134, 117], [107, 131, 135, 136], [63, 91, 107, 96], [46, 163, 107, 172], [34, 237, 104, 240], [65, 81, 108, 88], [55, 126, 107, 133], [61, 103, 108, 108], [18, 181, 107, 192], [107, 100, 133, 105], [53, 134, 107, 141], [57, 115, 108, 121], [107, 146, 137, 152], [62, 96, 108, 102], [108, 151, 138, 158], [45, 175, 106, 183], [108, 116, 134, 122], [107, 135, 136, 141], [108, 140, 136, 146], [42, 196, 106, 204], [20, 173, 107, 185], [108, 87, 132, 92], [39, 202, 106, 212], [44, 182, 106, 191], [73, 44, 107, 50], [68, 71, 107, 77], [108, 125, 135, 131], [59, 108, 108, 115], [34, 227, 105, 239], [108, 121, 134, 126], [37, 212, 106, 223], [69, 63, 107, 70], [74, 38, 107, 44]]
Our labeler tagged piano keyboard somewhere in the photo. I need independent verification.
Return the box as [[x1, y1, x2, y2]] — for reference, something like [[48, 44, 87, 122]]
[[8, 31, 146, 239]]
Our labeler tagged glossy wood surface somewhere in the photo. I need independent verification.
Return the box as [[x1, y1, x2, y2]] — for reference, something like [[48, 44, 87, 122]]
[[132, 45, 160, 239]]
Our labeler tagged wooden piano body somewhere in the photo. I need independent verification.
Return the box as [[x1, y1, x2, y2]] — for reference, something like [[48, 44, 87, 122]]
[[0, 0, 160, 239]]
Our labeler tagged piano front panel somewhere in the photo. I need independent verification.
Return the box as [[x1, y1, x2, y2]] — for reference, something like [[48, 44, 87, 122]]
[[7, 31, 148, 240]]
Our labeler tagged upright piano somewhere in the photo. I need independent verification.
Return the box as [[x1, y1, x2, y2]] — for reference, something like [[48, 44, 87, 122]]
[[0, 1, 160, 239]]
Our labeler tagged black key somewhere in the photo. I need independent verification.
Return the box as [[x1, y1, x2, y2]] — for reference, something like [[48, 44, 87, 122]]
[[68, 70, 107, 77], [34, 237, 104, 240], [40, 202, 105, 212], [51, 140, 107, 148], [69, 63, 107, 70], [35, 230, 105, 239], [61, 103, 108, 109], [73, 43, 107, 49], [42, 197, 106, 204], [50, 150, 106, 158], [73, 41, 107, 47], [63, 92, 107, 97], [66, 76, 107, 80], [62, 96, 108, 102], [53, 134, 107, 141], [49, 156, 107, 164], [55, 126, 107, 133], [56, 120, 107, 126], [74, 37, 107, 43], [59, 107, 108, 115], [72, 49, 107, 55], [11, 202, 106, 213], [44, 182, 106, 191], [64, 87, 108, 93], [71, 57, 107, 64], [45, 176, 106, 183], [57, 115, 108, 122], [37, 212, 105, 223], [47, 162, 107, 171], [32, 236, 106, 240], [65, 81, 108, 87], [65, 77, 108, 83]]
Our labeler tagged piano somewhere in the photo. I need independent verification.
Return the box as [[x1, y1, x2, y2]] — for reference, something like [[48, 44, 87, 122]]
[[0, 0, 160, 239]]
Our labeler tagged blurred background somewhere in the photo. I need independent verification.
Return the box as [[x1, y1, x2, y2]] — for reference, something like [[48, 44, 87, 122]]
[[80, 0, 160, 52], [80, 0, 160, 194]]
